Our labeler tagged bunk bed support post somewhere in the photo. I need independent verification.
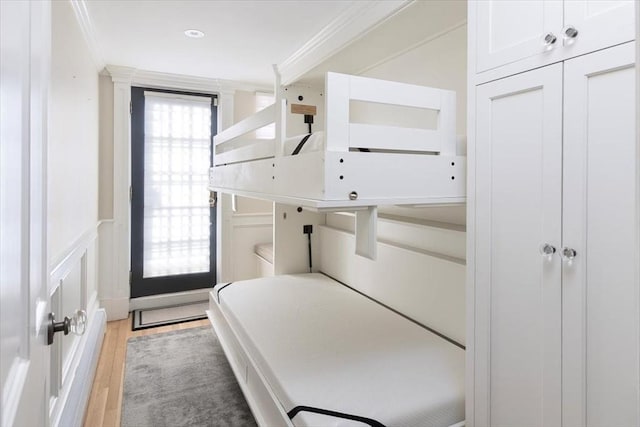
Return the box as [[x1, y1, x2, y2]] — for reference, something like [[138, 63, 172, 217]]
[[273, 64, 286, 158], [439, 91, 457, 155], [325, 72, 350, 152], [355, 206, 378, 260]]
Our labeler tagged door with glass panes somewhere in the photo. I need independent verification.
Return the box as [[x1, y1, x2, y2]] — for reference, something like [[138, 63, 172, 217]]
[[130, 87, 217, 298]]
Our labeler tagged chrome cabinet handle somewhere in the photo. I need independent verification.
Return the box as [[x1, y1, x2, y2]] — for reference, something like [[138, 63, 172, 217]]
[[47, 309, 87, 345], [563, 25, 579, 39], [539, 243, 557, 259], [560, 247, 577, 262], [544, 32, 558, 46]]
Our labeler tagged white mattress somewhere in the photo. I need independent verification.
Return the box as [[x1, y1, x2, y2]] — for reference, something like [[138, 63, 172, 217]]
[[214, 273, 464, 427], [283, 131, 324, 155]]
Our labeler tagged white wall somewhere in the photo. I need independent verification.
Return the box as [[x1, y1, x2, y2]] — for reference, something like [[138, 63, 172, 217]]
[[49, 2, 105, 425], [49, 2, 99, 263], [360, 25, 467, 137]]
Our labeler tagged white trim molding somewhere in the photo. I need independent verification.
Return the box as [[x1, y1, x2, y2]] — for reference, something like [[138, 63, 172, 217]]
[[49, 227, 97, 292], [132, 69, 271, 94], [52, 308, 106, 427], [278, 0, 412, 85], [106, 67, 134, 321], [105, 65, 271, 94], [129, 288, 210, 311], [69, 0, 104, 71]]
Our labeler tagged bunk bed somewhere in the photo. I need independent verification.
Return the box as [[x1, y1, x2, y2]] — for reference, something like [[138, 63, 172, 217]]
[[208, 72, 467, 426], [209, 72, 465, 211], [207, 274, 465, 427]]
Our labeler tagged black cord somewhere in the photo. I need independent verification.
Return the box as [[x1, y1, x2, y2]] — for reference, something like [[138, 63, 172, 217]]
[[307, 232, 312, 273], [291, 134, 312, 155], [302, 224, 313, 272]]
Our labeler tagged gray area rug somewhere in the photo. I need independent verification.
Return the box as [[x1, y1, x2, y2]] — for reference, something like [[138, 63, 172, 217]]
[[121, 326, 257, 427]]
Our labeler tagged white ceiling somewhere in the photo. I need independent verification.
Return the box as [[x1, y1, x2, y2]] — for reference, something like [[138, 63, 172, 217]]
[[83, 1, 467, 89], [84, 0, 356, 86]]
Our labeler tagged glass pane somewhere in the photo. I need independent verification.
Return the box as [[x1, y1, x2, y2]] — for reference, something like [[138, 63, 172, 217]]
[[143, 93, 212, 278]]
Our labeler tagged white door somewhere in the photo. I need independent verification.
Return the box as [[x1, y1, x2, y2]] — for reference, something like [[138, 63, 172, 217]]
[[1, 2, 52, 426], [563, 0, 635, 59], [562, 41, 639, 427], [474, 63, 563, 427], [475, 0, 563, 73]]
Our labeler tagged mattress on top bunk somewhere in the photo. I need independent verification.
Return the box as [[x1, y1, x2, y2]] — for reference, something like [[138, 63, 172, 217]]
[[214, 273, 465, 427], [253, 242, 274, 264]]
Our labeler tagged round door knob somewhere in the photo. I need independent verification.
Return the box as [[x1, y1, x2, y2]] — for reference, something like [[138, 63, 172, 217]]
[[69, 309, 87, 336], [540, 243, 557, 258], [544, 32, 557, 45], [563, 25, 579, 39], [561, 247, 577, 261], [47, 309, 87, 345]]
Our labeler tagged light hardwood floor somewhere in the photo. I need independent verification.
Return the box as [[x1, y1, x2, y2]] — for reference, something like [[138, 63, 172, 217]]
[[83, 315, 210, 427]]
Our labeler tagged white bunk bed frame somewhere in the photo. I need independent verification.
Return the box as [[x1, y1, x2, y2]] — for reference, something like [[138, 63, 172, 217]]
[[209, 72, 466, 211], [207, 74, 468, 425]]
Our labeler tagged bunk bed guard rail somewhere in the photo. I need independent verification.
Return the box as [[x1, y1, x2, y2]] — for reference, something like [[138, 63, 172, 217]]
[[208, 72, 464, 212], [325, 72, 456, 155]]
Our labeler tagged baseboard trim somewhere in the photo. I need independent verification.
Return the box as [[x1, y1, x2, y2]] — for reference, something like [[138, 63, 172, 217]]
[[100, 297, 129, 321], [129, 288, 211, 311], [53, 308, 106, 427]]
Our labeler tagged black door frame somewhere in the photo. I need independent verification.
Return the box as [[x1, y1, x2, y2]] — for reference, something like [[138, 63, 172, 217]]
[[130, 86, 218, 298]]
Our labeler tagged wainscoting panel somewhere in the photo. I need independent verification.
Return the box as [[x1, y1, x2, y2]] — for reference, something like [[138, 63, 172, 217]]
[[230, 213, 273, 281], [319, 225, 466, 346], [49, 225, 106, 427]]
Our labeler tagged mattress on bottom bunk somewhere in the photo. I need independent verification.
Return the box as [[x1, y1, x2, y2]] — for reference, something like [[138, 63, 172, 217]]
[[214, 273, 464, 427]]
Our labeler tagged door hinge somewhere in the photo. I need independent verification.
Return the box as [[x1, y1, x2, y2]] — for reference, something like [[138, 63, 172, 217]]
[[129, 100, 132, 115], [129, 186, 132, 202], [213, 97, 218, 107], [129, 271, 132, 285]]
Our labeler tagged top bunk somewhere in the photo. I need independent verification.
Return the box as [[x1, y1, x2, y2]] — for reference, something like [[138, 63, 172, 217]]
[[209, 72, 465, 211]]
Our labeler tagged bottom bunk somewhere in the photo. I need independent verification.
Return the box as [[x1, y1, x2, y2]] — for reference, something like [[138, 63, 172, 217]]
[[207, 273, 465, 427]]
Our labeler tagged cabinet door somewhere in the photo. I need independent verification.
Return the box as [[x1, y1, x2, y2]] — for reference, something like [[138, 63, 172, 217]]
[[562, 42, 639, 427], [474, 0, 563, 73], [563, 0, 635, 59], [474, 63, 563, 427]]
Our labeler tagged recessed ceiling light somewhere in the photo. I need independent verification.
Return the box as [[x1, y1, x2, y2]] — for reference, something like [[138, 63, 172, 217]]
[[184, 29, 205, 38]]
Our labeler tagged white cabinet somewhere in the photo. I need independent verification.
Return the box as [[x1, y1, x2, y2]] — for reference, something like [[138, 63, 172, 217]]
[[470, 42, 638, 427], [474, 0, 563, 73], [564, 0, 635, 59], [561, 42, 638, 427], [472, 0, 635, 79], [474, 63, 564, 427]]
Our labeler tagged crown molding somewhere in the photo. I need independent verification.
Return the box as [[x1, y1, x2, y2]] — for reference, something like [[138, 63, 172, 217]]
[[69, 0, 105, 71], [104, 65, 272, 94], [278, 0, 412, 85], [105, 65, 136, 84]]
